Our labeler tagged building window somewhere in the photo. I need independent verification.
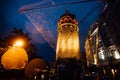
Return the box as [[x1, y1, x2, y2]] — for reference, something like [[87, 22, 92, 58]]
[[113, 50, 120, 59], [108, 45, 120, 60], [70, 30, 73, 32], [98, 48, 105, 60]]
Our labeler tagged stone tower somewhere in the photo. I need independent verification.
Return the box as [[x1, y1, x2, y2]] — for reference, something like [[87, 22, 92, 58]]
[[56, 10, 80, 60]]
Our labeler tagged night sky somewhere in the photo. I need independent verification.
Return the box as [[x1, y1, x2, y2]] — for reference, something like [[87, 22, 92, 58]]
[[0, 0, 105, 62]]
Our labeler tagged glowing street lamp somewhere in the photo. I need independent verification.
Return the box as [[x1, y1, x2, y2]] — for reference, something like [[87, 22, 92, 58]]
[[13, 39, 24, 47]]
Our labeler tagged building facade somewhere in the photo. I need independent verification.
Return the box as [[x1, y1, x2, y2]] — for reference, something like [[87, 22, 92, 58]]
[[85, 3, 120, 78], [85, 20, 120, 79], [85, 22, 99, 66]]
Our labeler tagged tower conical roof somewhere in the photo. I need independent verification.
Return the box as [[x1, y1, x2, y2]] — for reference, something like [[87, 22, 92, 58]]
[[60, 10, 76, 19], [58, 10, 78, 26]]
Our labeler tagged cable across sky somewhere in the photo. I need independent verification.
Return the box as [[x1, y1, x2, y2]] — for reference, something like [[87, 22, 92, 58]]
[[19, 0, 102, 13]]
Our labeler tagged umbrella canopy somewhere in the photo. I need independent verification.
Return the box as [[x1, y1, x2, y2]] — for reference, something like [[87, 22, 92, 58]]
[[1, 47, 28, 70], [20, 0, 105, 62], [25, 58, 47, 78]]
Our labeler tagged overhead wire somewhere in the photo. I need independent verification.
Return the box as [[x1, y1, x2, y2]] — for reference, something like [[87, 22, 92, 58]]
[[78, 1, 104, 25], [57, 1, 105, 54], [58, 28, 74, 55], [19, 0, 99, 13], [20, 0, 105, 54]]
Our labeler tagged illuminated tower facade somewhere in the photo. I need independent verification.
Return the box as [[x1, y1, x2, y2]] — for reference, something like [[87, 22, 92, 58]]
[[56, 10, 80, 60]]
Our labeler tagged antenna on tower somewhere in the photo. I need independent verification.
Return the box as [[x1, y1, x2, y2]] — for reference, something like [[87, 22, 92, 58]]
[[65, 9, 70, 14]]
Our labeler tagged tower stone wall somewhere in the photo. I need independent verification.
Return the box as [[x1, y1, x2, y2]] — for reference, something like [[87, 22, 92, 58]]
[[56, 11, 80, 60]]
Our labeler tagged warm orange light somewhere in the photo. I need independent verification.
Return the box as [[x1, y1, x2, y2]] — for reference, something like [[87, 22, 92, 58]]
[[1, 47, 28, 70], [13, 39, 24, 47]]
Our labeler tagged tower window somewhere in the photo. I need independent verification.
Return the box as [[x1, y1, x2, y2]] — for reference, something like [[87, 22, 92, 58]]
[[65, 26, 67, 28], [70, 30, 73, 32], [98, 49, 105, 60]]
